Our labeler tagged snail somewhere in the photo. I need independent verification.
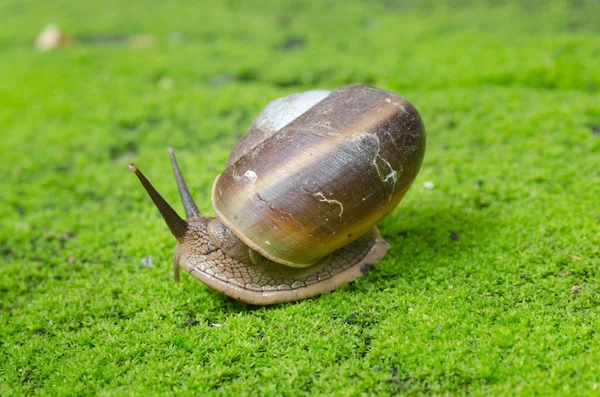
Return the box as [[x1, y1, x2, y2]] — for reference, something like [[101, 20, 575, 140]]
[[129, 85, 426, 305]]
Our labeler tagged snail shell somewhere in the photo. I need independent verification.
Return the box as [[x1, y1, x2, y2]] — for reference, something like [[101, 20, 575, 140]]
[[212, 85, 425, 267]]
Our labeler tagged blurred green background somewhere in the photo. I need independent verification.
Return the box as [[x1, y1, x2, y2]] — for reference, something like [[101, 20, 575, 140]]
[[1, 0, 599, 395]]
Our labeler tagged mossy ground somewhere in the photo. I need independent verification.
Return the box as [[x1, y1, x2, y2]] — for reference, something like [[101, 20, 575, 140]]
[[1, 1, 599, 395]]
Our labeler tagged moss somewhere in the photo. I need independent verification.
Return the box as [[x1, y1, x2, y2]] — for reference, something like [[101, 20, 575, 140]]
[[1, 0, 599, 395]]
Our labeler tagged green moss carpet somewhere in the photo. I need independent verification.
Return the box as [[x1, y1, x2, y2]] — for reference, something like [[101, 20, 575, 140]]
[[1, 0, 599, 395]]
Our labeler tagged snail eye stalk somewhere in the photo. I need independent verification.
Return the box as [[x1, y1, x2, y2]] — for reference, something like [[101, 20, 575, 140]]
[[128, 164, 188, 239], [167, 148, 201, 220]]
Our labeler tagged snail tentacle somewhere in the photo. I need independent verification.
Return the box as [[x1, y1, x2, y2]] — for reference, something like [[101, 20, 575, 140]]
[[129, 164, 188, 239], [167, 148, 201, 220]]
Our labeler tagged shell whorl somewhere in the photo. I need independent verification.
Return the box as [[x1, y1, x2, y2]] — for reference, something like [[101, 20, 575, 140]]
[[226, 90, 331, 167]]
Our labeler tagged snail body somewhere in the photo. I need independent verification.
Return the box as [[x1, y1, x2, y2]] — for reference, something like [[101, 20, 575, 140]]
[[130, 85, 425, 304]]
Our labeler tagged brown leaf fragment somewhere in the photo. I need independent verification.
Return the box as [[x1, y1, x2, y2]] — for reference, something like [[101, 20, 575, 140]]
[[566, 254, 582, 261], [35, 24, 71, 51]]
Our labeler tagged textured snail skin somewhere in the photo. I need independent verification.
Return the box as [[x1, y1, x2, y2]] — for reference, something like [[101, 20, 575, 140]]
[[213, 85, 426, 267], [174, 218, 389, 305]]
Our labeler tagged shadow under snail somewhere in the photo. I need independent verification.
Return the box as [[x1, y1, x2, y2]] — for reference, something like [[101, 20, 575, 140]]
[[129, 85, 426, 305]]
